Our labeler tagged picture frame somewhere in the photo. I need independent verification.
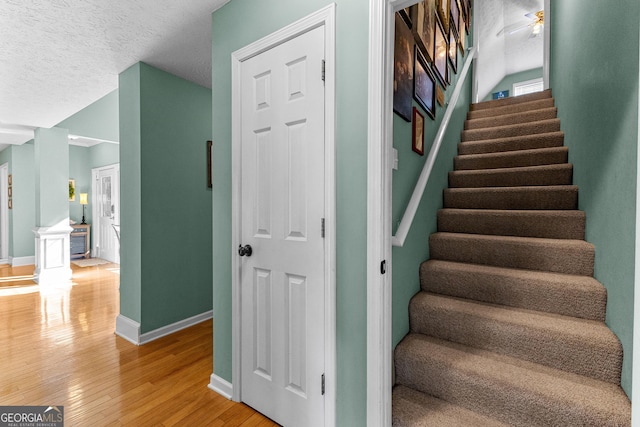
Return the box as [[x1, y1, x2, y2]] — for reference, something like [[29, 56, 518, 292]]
[[412, 107, 425, 156], [448, 25, 458, 74], [393, 12, 415, 122], [459, 21, 466, 55], [207, 140, 213, 188], [436, 0, 449, 33], [433, 14, 448, 87], [411, 0, 436, 64], [399, 7, 412, 27], [450, 0, 460, 37], [414, 47, 436, 119], [69, 179, 76, 202]]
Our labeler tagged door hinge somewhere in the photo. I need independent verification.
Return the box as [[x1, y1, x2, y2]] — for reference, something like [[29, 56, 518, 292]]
[[321, 373, 325, 395], [321, 60, 325, 82], [380, 260, 387, 275], [321, 218, 325, 238]]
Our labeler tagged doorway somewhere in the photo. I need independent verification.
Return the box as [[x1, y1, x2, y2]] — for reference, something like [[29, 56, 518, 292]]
[[91, 164, 120, 263], [230, 5, 336, 426]]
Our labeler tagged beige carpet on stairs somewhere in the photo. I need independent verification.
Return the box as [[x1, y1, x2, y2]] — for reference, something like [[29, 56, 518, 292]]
[[393, 89, 632, 426]]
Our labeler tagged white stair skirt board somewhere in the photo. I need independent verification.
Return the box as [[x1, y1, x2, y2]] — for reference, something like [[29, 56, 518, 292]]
[[9, 256, 35, 267], [33, 225, 72, 284], [115, 311, 213, 346], [208, 374, 233, 400]]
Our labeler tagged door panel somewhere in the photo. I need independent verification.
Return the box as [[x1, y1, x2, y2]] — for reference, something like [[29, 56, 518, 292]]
[[239, 25, 325, 427], [93, 165, 120, 264]]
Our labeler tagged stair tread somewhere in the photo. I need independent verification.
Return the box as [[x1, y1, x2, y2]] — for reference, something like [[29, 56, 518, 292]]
[[454, 146, 569, 170], [420, 259, 605, 320], [395, 333, 631, 426], [443, 185, 579, 210], [470, 89, 552, 111], [432, 231, 594, 250], [464, 107, 558, 130], [467, 98, 555, 120], [393, 385, 509, 427], [461, 119, 561, 142], [458, 131, 565, 155]]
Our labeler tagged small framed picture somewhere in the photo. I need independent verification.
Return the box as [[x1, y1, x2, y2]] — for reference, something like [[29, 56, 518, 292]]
[[412, 107, 425, 156], [69, 179, 76, 202], [450, 0, 460, 36], [448, 25, 458, 74], [414, 47, 436, 119], [394, 12, 415, 122], [411, 0, 436, 64]]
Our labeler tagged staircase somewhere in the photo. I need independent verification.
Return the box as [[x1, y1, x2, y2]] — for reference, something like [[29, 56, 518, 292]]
[[392, 90, 632, 426]]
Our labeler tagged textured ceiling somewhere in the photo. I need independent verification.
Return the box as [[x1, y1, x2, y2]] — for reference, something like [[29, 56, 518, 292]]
[[476, 0, 544, 100], [0, 0, 229, 148]]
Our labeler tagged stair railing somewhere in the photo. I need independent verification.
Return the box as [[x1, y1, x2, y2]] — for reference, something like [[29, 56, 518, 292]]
[[392, 46, 477, 247]]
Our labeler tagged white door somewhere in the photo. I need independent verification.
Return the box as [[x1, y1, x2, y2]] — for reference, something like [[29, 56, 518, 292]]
[[92, 164, 120, 263], [239, 25, 326, 427]]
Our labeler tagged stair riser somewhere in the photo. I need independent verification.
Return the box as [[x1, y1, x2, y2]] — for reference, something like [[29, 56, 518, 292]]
[[454, 147, 568, 171], [467, 98, 555, 120], [409, 294, 622, 383], [429, 234, 594, 276], [443, 187, 579, 210], [464, 108, 558, 130], [449, 165, 573, 188], [458, 132, 565, 155], [461, 119, 561, 142], [470, 89, 552, 111], [395, 338, 628, 426], [420, 261, 606, 320], [437, 209, 585, 239]]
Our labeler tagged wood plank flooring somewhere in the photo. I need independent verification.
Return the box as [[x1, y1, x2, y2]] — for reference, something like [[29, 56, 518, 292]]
[[0, 262, 279, 426]]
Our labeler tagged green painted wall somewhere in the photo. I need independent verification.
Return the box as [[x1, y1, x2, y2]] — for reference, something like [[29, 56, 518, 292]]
[[120, 62, 213, 334], [550, 0, 639, 397], [392, 28, 474, 349], [211, 1, 368, 424], [57, 90, 119, 142], [34, 127, 69, 227], [483, 67, 543, 101], [7, 145, 35, 258]]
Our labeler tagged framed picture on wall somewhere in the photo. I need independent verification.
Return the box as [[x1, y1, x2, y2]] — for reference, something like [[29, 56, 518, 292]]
[[394, 12, 415, 122], [411, 0, 436, 64], [448, 25, 458, 74], [433, 14, 448, 87], [414, 47, 436, 119], [69, 179, 76, 202], [450, 0, 460, 36], [436, 0, 449, 33], [412, 107, 425, 155]]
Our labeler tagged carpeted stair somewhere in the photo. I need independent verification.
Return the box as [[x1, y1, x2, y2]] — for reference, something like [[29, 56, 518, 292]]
[[393, 89, 631, 426]]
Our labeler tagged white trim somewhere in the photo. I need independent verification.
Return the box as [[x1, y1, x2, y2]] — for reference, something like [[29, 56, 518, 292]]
[[115, 314, 140, 345], [115, 311, 213, 346], [367, 0, 398, 425], [543, 0, 551, 90], [0, 163, 7, 261], [10, 256, 35, 267], [230, 4, 337, 424], [208, 373, 234, 400], [512, 77, 544, 97], [33, 225, 73, 284], [68, 134, 119, 147], [140, 310, 212, 344]]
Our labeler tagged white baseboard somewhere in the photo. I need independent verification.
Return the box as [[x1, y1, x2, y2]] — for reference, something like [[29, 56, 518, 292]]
[[11, 256, 35, 267], [208, 373, 233, 400], [115, 311, 213, 346], [139, 310, 212, 345], [115, 314, 140, 345]]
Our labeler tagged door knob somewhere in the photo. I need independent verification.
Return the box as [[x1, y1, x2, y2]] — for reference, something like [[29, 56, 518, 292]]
[[238, 244, 253, 257]]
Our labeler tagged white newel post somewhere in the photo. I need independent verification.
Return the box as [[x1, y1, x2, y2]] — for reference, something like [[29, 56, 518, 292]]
[[33, 224, 73, 284]]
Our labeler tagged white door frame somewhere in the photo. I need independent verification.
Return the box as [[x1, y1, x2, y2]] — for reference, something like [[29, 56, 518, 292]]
[[0, 163, 8, 263], [230, 4, 336, 424], [91, 163, 120, 261], [367, 1, 553, 424]]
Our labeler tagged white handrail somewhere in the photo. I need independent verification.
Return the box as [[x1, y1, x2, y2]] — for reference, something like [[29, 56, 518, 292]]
[[392, 46, 477, 247]]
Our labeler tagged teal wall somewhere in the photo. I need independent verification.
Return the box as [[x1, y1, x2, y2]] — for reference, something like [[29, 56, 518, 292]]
[[34, 127, 69, 227], [57, 90, 119, 142], [392, 28, 474, 349], [483, 67, 543, 101], [211, 1, 369, 424], [120, 62, 213, 334], [550, 0, 639, 397]]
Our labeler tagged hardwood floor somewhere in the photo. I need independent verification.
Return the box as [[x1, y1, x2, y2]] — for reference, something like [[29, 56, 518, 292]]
[[0, 263, 279, 426]]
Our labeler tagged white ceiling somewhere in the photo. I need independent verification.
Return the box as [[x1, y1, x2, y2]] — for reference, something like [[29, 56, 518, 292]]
[[0, 0, 229, 149], [475, 0, 544, 100]]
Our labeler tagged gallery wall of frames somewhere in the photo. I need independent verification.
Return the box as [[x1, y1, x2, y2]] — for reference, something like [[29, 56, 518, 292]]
[[393, 0, 472, 155]]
